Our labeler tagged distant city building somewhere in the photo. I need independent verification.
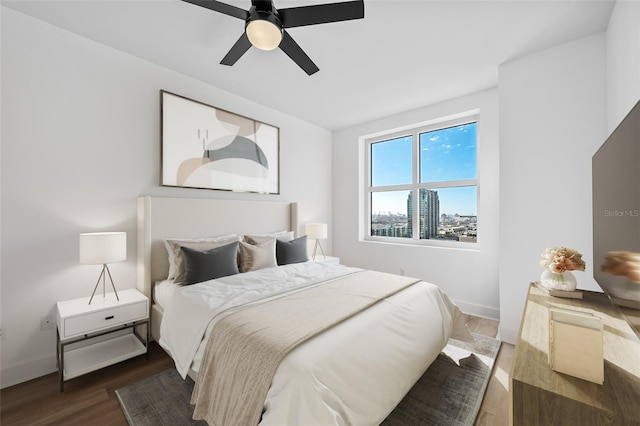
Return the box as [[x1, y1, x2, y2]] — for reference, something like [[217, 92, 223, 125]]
[[371, 212, 409, 238], [407, 193, 414, 238], [371, 190, 477, 243], [407, 190, 439, 239], [421, 190, 440, 239]]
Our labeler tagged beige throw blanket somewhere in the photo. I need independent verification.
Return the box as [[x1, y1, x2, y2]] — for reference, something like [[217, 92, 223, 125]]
[[191, 270, 420, 426]]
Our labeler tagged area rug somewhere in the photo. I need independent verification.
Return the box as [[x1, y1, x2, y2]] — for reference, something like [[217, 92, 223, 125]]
[[381, 333, 501, 426], [116, 333, 500, 426]]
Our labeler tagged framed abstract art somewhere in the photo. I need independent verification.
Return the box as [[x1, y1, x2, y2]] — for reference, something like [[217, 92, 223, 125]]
[[160, 91, 280, 194]]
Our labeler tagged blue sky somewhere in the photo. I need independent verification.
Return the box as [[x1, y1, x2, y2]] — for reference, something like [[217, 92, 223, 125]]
[[371, 123, 477, 216]]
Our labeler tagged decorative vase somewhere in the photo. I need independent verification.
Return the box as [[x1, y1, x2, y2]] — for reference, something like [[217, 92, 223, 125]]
[[540, 269, 577, 291]]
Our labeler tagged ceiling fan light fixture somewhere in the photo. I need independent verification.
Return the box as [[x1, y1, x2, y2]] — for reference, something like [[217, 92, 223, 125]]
[[246, 15, 283, 51], [183, 0, 365, 75]]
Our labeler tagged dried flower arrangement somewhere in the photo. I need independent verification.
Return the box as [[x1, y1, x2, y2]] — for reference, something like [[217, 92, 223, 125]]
[[540, 247, 586, 274]]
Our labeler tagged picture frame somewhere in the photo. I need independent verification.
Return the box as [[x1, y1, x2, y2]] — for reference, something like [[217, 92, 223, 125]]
[[160, 90, 280, 194]]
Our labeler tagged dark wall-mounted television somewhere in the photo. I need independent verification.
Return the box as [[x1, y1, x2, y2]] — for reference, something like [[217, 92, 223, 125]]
[[592, 98, 640, 336]]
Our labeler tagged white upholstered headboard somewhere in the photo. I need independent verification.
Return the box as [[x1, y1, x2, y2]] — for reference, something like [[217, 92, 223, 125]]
[[136, 196, 298, 299]]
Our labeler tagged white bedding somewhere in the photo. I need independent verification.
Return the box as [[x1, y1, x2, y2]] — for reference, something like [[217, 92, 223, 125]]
[[159, 261, 471, 425], [153, 279, 177, 309]]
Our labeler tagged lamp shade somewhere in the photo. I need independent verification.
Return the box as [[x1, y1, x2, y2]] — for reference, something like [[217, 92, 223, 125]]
[[306, 223, 327, 240], [79, 232, 126, 265]]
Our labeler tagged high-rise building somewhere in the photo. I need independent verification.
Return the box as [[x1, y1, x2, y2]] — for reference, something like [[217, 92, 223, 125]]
[[407, 192, 414, 238], [407, 190, 440, 239], [420, 189, 440, 239]]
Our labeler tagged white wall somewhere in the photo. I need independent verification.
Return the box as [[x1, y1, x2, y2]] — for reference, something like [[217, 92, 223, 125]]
[[0, 8, 333, 388], [498, 33, 607, 344], [606, 0, 640, 131], [332, 89, 500, 320], [3, 0, 635, 390]]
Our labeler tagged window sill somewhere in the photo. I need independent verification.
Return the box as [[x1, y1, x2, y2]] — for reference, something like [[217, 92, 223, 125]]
[[362, 237, 481, 252]]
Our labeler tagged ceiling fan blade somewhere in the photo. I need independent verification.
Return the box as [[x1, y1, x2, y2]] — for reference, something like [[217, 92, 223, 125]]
[[279, 31, 319, 75], [220, 33, 252, 66], [279, 0, 364, 28], [181, 0, 248, 20]]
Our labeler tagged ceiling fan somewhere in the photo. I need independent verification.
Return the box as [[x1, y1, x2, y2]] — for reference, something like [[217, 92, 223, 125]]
[[181, 0, 365, 75]]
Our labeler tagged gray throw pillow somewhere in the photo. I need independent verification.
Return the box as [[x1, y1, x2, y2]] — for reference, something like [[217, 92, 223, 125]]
[[180, 241, 239, 285], [276, 235, 308, 265]]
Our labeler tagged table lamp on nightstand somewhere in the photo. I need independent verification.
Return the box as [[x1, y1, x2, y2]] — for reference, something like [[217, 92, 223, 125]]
[[79, 232, 126, 304], [306, 223, 327, 260]]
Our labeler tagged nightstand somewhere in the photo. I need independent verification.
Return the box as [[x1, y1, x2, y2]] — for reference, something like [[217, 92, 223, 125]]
[[56, 288, 149, 392], [310, 256, 340, 265]]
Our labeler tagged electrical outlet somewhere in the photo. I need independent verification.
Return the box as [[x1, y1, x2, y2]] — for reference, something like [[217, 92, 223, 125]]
[[399, 268, 405, 276], [41, 315, 55, 331], [0, 325, 5, 341]]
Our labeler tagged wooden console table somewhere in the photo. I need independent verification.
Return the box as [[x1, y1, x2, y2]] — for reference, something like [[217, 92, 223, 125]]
[[510, 283, 640, 425]]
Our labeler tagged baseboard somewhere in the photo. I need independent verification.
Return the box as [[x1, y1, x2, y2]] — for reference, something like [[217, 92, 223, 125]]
[[1, 354, 57, 389], [454, 299, 500, 321]]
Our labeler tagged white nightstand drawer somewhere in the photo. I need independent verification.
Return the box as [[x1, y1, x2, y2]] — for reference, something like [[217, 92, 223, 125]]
[[57, 289, 149, 340], [62, 301, 147, 338]]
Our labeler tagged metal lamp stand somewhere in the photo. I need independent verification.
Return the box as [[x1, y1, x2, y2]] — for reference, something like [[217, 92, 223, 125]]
[[88, 263, 120, 304], [312, 239, 326, 260]]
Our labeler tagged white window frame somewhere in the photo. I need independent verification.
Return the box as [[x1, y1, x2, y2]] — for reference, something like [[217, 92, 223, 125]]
[[363, 111, 480, 248]]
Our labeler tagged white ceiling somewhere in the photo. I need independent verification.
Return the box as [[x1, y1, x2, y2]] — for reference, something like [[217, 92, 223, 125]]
[[2, 0, 615, 130]]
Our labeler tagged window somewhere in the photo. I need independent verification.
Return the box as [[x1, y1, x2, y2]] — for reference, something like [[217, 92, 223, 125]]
[[365, 114, 478, 246]]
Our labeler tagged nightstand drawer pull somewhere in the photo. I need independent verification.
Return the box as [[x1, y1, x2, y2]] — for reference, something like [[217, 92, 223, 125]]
[[105, 315, 114, 320]]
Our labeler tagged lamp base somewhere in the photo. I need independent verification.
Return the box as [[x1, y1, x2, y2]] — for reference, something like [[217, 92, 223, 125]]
[[88, 264, 120, 304], [312, 240, 326, 261]]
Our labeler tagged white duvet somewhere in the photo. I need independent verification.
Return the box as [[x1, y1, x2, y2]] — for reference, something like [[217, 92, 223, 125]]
[[159, 261, 471, 425]]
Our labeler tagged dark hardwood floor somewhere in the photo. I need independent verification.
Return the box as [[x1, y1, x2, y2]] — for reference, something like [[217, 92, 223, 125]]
[[1, 315, 511, 425], [1, 342, 173, 425]]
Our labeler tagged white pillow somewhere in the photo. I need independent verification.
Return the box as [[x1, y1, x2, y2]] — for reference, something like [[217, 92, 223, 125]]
[[243, 230, 294, 245], [163, 234, 240, 279], [238, 239, 277, 273]]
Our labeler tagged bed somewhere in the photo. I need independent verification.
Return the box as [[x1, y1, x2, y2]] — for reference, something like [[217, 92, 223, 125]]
[[136, 195, 472, 425]]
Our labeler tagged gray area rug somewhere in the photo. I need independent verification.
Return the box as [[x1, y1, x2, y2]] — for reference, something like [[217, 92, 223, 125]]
[[381, 333, 501, 426], [116, 333, 500, 426]]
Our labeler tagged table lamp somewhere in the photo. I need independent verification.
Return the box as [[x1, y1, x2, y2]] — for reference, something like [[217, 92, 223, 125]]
[[306, 223, 327, 260], [79, 232, 126, 304]]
